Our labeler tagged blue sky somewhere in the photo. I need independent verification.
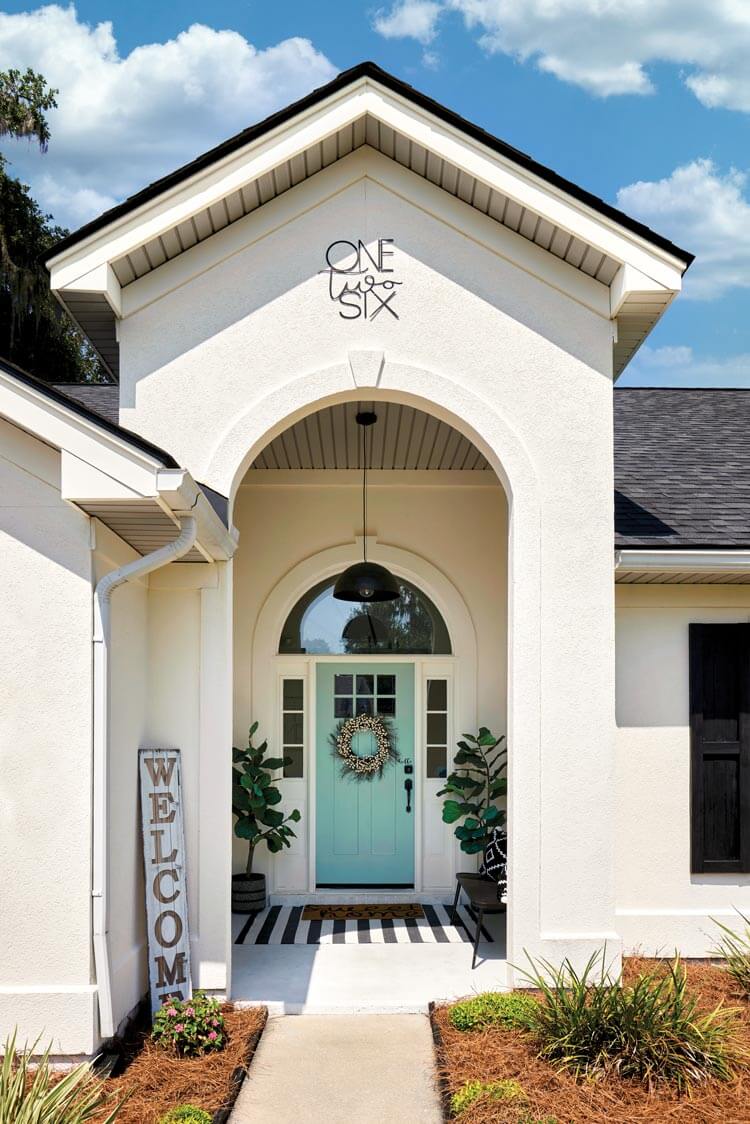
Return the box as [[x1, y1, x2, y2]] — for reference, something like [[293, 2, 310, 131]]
[[2, 0, 749, 385]]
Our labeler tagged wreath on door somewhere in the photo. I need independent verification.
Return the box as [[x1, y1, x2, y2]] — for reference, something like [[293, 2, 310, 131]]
[[330, 713, 399, 779]]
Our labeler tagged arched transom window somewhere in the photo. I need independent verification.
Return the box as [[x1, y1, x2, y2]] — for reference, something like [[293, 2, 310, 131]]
[[279, 575, 452, 655]]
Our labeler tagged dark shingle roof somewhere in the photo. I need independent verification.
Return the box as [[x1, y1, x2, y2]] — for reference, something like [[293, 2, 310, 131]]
[[53, 384, 120, 426], [615, 388, 750, 548], [45, 62, 693, 268]]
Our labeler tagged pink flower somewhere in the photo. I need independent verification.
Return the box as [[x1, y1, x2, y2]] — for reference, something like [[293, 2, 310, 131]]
[[175, 1024, 185, 1032], [212, 1019, 219, 1026], [167, 1007, 177, 1017], [185, 1007, 195, 1017], [208, 1030, 218, 1041]]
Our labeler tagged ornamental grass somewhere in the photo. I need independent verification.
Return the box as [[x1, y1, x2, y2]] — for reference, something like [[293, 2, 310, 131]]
[[713, 910, 750, 996], [521, 950, 741, 1090], [434, 958, 750, 1123], [0, 1030, 121, 1123]]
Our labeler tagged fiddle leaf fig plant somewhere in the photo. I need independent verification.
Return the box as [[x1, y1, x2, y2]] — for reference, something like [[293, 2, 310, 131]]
[[437, 727, 507, 854], [232, 722, 301, 875]]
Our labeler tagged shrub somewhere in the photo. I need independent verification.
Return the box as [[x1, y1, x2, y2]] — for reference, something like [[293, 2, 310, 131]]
[[152, 992, 226, 1057], [449, 991, 538, 1032], [713, 911, 750, 994], [520, 950, 741, 1090], [450, 1078, 526, 1115], [0, 1029, 121, 1122], [158, 1107, 212, 1124]]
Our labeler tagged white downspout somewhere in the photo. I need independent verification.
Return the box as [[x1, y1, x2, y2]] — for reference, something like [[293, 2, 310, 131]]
[[92, 515, 198, 1039]]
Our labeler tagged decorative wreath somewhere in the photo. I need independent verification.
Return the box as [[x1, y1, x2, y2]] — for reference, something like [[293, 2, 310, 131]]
[[331, 713, 399, 779]]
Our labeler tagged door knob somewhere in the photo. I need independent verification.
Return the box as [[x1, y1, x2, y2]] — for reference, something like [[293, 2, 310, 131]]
[[404, 777, 413, 813]]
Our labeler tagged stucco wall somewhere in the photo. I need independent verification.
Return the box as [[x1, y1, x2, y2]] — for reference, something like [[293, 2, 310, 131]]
[[0, 418, 96, 1053], [116, 156, 617, 968], [616, 585, 750, 955]]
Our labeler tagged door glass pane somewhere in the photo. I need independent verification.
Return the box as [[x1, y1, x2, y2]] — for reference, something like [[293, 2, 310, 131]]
[[356, 674, 374, 695], [283, 679, 304, 710], [427, 679, 447, 710], [427, 713, 447, 745], [283, 712, 303, 744], [427, 747, 447, 779], [334, 673, 353, 695], [334, 696, 353, 719], [356, 696, 374, 715], [377, 696, 396, 717], [377, 675, 395, 695], [283, 747, 304, 779]]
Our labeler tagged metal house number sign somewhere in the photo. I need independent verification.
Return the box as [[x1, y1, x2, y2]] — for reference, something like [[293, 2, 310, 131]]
[[139, 748, 192, 1014], [322, 238, 403, 320]]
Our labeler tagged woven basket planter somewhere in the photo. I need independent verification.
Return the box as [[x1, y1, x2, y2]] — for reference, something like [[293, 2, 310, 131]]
[[232, 872, 267, 914]]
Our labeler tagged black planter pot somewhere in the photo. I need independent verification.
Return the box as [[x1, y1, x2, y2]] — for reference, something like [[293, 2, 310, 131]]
[[232, 872, 267, 914]]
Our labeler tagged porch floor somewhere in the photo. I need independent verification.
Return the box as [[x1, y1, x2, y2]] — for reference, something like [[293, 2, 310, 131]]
[[231, 904, 507, 1014]]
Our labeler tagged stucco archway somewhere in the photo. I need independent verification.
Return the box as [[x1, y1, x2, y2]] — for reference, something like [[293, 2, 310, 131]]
[[210, 363, 543, 977]]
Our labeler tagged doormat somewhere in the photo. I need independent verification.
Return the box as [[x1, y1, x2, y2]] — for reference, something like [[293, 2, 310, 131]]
[[302, 903, 425, 921], [233, 903, 496, 945]]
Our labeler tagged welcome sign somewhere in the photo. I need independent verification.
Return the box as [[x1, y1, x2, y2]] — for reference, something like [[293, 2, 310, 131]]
[[139, 748, 192, 1015]]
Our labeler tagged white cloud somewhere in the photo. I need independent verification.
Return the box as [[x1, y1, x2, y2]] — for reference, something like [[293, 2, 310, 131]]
[[0, 5, 337, 228], [616, 159, 750, 300], [623, 344, 750, 387], [373, 1, 442, 44], [373, 0, 750, 110]]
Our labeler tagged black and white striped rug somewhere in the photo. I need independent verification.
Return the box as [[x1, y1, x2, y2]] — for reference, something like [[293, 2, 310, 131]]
[[233, 903, 494, 946]]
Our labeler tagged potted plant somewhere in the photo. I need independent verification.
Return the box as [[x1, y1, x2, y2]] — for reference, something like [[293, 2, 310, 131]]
[[437, 727, 507, 854], [232, 722, 301, 913]]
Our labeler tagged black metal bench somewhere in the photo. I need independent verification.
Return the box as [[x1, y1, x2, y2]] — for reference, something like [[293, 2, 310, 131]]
[[452, 872, 507, 968]]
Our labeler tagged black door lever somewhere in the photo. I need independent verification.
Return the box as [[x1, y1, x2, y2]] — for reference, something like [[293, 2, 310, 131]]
[[404, 777, 413, 813]]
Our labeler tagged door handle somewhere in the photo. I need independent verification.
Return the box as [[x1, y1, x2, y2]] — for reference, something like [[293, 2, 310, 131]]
[[404, 777, 413, 813]]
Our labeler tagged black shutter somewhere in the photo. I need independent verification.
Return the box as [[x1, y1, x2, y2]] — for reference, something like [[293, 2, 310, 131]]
[[690, 623, 750, 873]]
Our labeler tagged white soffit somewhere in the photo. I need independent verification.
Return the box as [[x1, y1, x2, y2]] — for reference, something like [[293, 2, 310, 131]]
[[48, 73, 690, 379], [251, 400, 491, 471]]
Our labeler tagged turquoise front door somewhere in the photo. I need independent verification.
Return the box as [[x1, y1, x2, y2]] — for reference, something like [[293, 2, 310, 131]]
[[316, 663, 415, 886]]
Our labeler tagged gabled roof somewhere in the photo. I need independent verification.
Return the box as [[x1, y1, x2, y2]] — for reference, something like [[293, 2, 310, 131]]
[[47, 62, 692, 268], [46, 62, 691, 381], [615, 388, 750, 549]]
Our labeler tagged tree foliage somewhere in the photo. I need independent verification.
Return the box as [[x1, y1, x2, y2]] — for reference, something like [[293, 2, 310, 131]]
[[0, 67, 106, 383], [437, 727, 507, 854], [232, 722, 301, 875]]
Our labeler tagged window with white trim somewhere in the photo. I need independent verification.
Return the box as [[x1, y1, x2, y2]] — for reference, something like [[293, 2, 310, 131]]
[[425, 678, 448, 778], [282, 678, 304, 778]]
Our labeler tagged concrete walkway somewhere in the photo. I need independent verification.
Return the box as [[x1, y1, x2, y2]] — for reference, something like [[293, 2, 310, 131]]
[[229, 1014, 443, 1123]]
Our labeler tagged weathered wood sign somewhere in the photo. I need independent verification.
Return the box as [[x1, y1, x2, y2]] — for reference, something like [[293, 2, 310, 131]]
[[139, 749, 192, 1015]]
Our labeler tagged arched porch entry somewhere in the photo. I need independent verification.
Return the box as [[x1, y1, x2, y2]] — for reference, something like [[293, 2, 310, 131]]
[[204, 363, 544, 995]]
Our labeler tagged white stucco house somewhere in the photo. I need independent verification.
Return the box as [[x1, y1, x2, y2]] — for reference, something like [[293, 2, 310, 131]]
[[2, 62, 749, 1055]]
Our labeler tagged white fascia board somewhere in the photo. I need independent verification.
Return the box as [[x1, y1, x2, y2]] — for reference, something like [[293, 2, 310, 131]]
[[47, 82, 374, 291], [122, 149, 611, 322], [616, 549, 750, 573], [368, 86, 687, 290], [610, 264, 675, 317], [48, 76, 685, 301], [62, 262, 122, 316], [0, 369, 166, 493]]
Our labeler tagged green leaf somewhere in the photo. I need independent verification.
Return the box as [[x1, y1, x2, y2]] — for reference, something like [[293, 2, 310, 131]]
[[449, 775, 483, 790], [258, 807, 284, 828], [489, 779, 508, 798], [266, 835, 283, 853], [482, 805, 503, 822], [442, 800, 464, 824], [288, 809, 302, 822], [248, 721, 259, 738], [257, 772, 272, 788], [234, 818, 258, 841], [453, 750, 485, 768], [262, 757, 286, 770], [265, 787, 283, 805], [232, 784, 251, 812], [461, 840, 486, 855]]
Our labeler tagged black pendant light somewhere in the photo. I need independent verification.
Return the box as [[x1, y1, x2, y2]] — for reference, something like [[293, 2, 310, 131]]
[[333, 411, 401, 603]]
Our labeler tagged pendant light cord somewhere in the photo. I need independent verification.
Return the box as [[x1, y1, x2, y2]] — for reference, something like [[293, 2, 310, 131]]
[[362, 418, 368, 562]]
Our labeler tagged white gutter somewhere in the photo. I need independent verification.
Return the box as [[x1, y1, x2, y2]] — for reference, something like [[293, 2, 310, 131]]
[[92, 515, 197, 1039], [616, 549, 750, 573]]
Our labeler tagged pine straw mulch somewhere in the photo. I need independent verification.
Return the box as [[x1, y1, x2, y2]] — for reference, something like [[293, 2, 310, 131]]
[[432, 958, 750, 1123], [94, 1005, 267, 1124]]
